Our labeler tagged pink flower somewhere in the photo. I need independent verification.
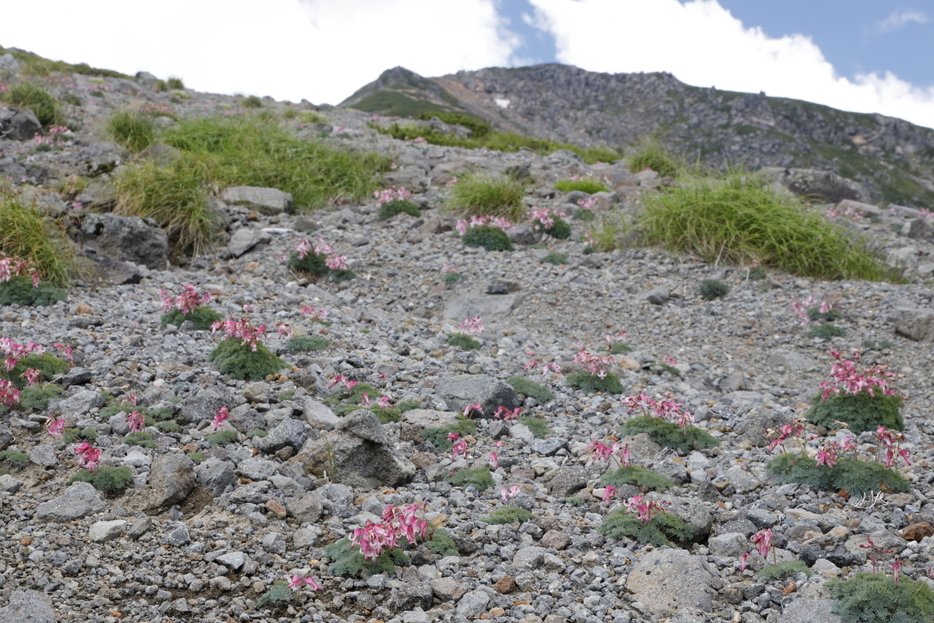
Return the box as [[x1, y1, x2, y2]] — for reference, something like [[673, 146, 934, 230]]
[[458, 316, 485, 337], [377, 396, 391, 408], [212, 406, 230, 431], [451, 438, 469, 461], [463, 403, 483, 418], [127, 410, 146, 433], [740, 552, 749, 571], [892, 558, 901, 583], [751, 529, 773, 559], [602, 485, 616, 503], [47, 417, 65, 438], [501, 486, 519, 502], [488, 452, 499, 469], [360, 393, 370, 406], [74, 442, 102, 472], [494, 406, 521, 421], [20, 367, 41, 386], [328, 375, 347, 389]]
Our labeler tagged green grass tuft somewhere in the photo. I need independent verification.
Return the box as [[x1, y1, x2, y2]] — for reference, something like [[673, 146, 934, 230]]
[[598, 509, 692, 546], [628, 144, 679, 178], [160, 305, 223, 330], [0, 83, 64, 127], [445, 466, 494, 491], [506, 377, 554, 402], [565, 371, 624, 394], [555, 179, 608, 193], [241, 95, 263, 108], [620, 416, 719, 453], [601, 466, 674, 491], [378, 199, 420, 220], [608, 342, 633, 354], [806, 392, 903, 434], [829, 572, 934, 623], [698, 279, 728, 300], [106, 110, 157, 153], [208, 338, 285, 381], [69, 466, 134, 494], [757, 560, 812, 580], [482, 507, 534, 524], [461, 225, 513, 252], [420, 417, 477, 451], [166, 77, 185, 90], [541, 252, 569, 266], [446, 174, 528, 222], [0, 450, 30, 467], [447, 333, 481, 351], [123, 432, 157, 449], [766, 454, 910, 496], [287, 335, 330, 352], [519, 416, 550, 439], [639, 172, 901, 282], [0, 194, 75, 287], [206, 430, 240, 447]]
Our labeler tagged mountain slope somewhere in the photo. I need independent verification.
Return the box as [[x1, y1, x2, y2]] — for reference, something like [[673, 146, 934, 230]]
[[344, 64, 934, 208]]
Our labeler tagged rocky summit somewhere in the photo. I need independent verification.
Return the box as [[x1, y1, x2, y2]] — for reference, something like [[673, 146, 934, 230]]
[[2, 49, 934, 623]]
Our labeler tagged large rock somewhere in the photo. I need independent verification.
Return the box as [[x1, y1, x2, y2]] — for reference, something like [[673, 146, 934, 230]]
[[4, 109, 42, 141], [433, 374, 519, 418], [147, 454, 195, 509], [626, 548, 715, 613], [253, 417, 308, 454], [443, 293, 523, 328], [195, 458, 237, 497], [36, 482, 107, 522], [221, 186, 293, 215], [546, 465, 588, 498], [178, 386, 235, 424], [778, 599, 841, 623], [55, 389, 106, 417], [79, 213, 169, 270], [760, 167, 872, 204], [0, 589, 56, 623], [889, 307, 934, 341], [294, 410, 415, 488]]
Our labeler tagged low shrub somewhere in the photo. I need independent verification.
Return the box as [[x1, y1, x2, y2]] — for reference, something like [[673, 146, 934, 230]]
[[207, 430, 240, 447], [0, 195, 75, 287], [242, 95, 263, 108], [208, 338, 286, 381], [598, 508, 691, 546], [160, 306, 223, 330], [806, 324, 847, 339], [555, 179, 608, 193], [608, 342, 633, 354], [256, 580, 292, 609], [544, 217, 571, 239], [445, 466, 493, 491], [0, 276, 66, 306], [17, 383, 62, 411], [378, 199, 420, 220], [421, 417, 477, 451], [69, 466, 134, 494], [325, 537, 408, 578], [519, 416, 549, 439], [565, 370, 624, 394], [829, 572, 934, 623], [766, 454, 910, 496], [447, 333, 481, 351], [1, 83, 64, 127], [288, 335, 330, 352], [482, 507, 534, 525], [806, 392, 903, 434], [506, 377, 554, 402], [425, 527, 459, 556], [757, 560, 812, 581], [541, 252, 568, 266], [628, 144, 678, 178], [123, 431, 157, 449], [461, 225, 513, 252], [446, 174, 527, 222], [698, 279, 728, 300], [601, 466, 674, 492], [619, 416, 719, 453], [167, 77, 185, 90]]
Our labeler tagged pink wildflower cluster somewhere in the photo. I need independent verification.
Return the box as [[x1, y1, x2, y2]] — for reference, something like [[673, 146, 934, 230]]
[[751, 529, 773, 559], [500, 485, 520, 502], [826, 204, 864, 220], [212, 406, 230, 431], [585, 440, 631, 467], [47, 417, 65, 438], [621, 393, 695, 428], [765, 418, 806, 453], [791, 295, 836, 325], [160, 284, 211, 315], [819, 350, 897, 401], [494, 406, 521, 421], [875, 426, 911, 469], [463, 403, 483, 418], [522, 353, 561, 377], [373, 186, 412, 205], [455, 215, 514, 236], [603, 331, 627, 349], [458, 316, 484, 337], [74, 442, 102, 472], [623, 496, 669, 524], [287, 574, 323, 591], [33, 125, 71, 146], [815, 439, 839, 467], [295, 238, 349, 271], [529, 207, 567, 232], [127, 410, 146, 433], [0, 379, 19, 408], [577, 197, 598, 210], [327, 375, 359, 391], [573, 346, 614, 378], [210, 317, 267, 351], [0, 254, 40, 287], [0, 338, 49, 405], [299, 305, 329, 322], [448, 433, 469, 460], [350, 503, 428, 561]]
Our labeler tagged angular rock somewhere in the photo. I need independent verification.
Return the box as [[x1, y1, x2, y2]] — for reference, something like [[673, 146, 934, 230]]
[[89, 520, 128, 543], [392, 582, 433, 611], [5, 109, 42, 141], [253, 417, 308, 454], [434, 374, 519, 418], [238, 457, 278, 480], [55, 389, 106, 416], [760, 167, 872, 204], [708, 532, 747, 558], [546, 465, 588, 498], [0, 589, 56, 623], [626, 548, 714, 613], [221, 186, 293, 215], [226, 227, 271, 258], [304, 398, 340, 429], [456, 588, 492, 617], [529, 437, 568, 456], [79, 213, 169, 270], [36, 482, 107, 522], [27, 444, 58, 467], [0, 474, 24, 493], [147, 454, 195, 509], [195, 458, 236, 497], [179, 387, 235, 424], [216, 551, 246, 571], [443, 293, 523, 327], [778, 599, 841, 623], [889, 307, 934, 341], [287, 491, 324, 523]]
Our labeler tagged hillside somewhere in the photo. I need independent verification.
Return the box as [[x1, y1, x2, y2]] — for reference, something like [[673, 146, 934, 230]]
[[344, 64, 934, 209]]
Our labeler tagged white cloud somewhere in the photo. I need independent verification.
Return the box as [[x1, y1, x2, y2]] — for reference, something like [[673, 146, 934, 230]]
[[528, 0, 934, 129], [1, 0, 519, 105], [872, 9, 928, 34]]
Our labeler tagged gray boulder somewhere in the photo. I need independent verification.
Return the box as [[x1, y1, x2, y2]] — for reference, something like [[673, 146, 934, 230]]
[[221, 186, 293, 215], [889, 307, 934, 341], [287, 491, 324, 523], [626, 548, 715, 613], [443, 293, 523, 328], [434, 374, 520, 418], [4, 109, 42, 141], [253, 417, 308, 454], [36, 482, 107, 522], [546, 465, 588, 498], [760, 167, 872, 204], [195, 458, 236, 497], [295, 410, 415, 488], [147, 454, 195, 509], [55, 389, 105, 417], [79, 212, 169, 270], [178, 386, 235, 424], [225, 227, 271, 258], [0, 589, 56, 623], [778, 599, 841, 623]]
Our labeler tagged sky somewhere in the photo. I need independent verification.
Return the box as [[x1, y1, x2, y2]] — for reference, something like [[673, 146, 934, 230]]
[[3, 0, 934, 129]]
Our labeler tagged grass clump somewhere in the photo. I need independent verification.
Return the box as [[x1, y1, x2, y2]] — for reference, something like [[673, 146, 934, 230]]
[[446, 174, 527, 222], [608, 342, 633, 354], [325, 537, 409, 577], [187, 452, 205, 464], [807, 324, 847, 339], [829, 572, 934, 623], [757, 560, 812, 581], [766, 454, 910, 496], [598, 508, 691, 546], [378, 199, 420, 220], [447, 333, 481, 351], [166, 77, 185, 90], [69, 466, 134, 494], [416, 111, 491, 137], [425, 527, 459, 557], [628, 144, 679, 178], [0, 450, 29, 468], [585, 211, 633, 252], [698, 279, 728, 300], [420, 417, 477, 451], [541, 252, 568, 266], [639, 172, 901, 282], [207, 430, 240, 447], [555, 179, 608, 193], [241, 95, 263, 108], [620, 416, 719, 453], [443, 272, 464, 288], [123, 432, 157, 449], [601, 466, 674, 492], [506, 377, 554, 402], [208, 338, 286, 381], [160, 306, 223, 330], [0, 276, 66, 306], [445, 466, 494, 491], [0, 83, 64, 128], [482, 507, 534, 525], [565, 371, 624, 395], [461, 225, 513, 252], [0, 194, 75, 287], [287, 335, 330, 352], [17, 383, 62, 411], [519, 416, 550, 438], [806, 392, 903, 434], [7, 354, 69, 389], [106, 110, 156, 153], [256, 580, 292, 609]]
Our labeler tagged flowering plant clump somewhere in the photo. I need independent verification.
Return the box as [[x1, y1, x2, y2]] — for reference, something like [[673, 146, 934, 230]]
[[458, 216, 514, 252], [598, 494, 691, 546], [529, 207, 571, 239], [158, 284, 222, 330], [806, 350, 903, 434], [447, 316, 483, 351], [565, 345, 624, 394], [792, 295, 842, 325], [0, 253, 67, 307], [619, 392, 719, 453], [208, 316, 285, 381], [0, 338, 70, 412], [374, 185, 412, 205], [287, 238, 355, 283]]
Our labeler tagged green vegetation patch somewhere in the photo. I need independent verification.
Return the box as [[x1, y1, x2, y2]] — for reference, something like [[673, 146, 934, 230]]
[[325, 537, 408, 577], [519, 416, 549, 439], [208, 338, 285, 381], [829, 572, 934, 623], [0, 276, 66, 306], [0, 82, 64, 127], [445, 466, 494, 491], [417, 111, 490, 137], [482, 507, 534, 525], [461, 225, 513, 252], [766, 454, 910, 496], [698, 279, 728, 300], [0, 46, 128, 78], [541, 252, 568, 266], [806, 392, 903, 434], [601, 465, 674, 492], [69, 466, 134, 494], [123, 432, 157, 449], [565, 371, 624, 395], [447, 333, 481, 351], [620, 416, 719, 453], [8, 354, 69, 389], [160, 305, 223, 330], [598, 508, 692, 546], [207, 430, 240, 447], [420, 417, 477, 451], [0, 450, 29, 467], [256, 580, 293, 609], [447, 174, 528, 222], [506, 377, 554, 402], [17, 383, 63, 411], [639, 172, 901, 281], [378, 199, 420, 220], [757, 560, 812, 581], [806, 324, 847, 339], [555, 179, 608, 193], [287, 335, 330, 352], [106, 110, 157, 153], [0, 194, 75, 287], [628, 144, 679, 178]]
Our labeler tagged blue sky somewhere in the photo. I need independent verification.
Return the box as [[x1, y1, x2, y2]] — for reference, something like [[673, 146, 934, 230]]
[[3, 0, 934, 129]]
